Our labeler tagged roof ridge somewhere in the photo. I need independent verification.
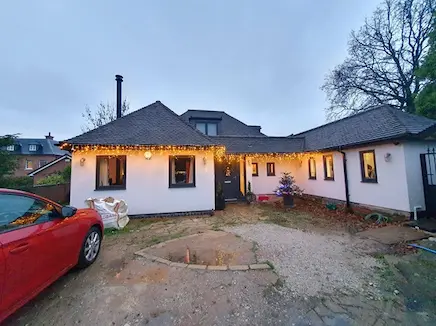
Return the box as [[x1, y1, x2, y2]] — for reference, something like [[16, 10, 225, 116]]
[[293, 105, 388, 137], [184, 109, 225, 113], [214, 135, 304, 140]]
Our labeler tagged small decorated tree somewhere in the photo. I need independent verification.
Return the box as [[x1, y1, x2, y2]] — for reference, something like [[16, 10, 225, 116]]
[[274, 172, 302, 207]]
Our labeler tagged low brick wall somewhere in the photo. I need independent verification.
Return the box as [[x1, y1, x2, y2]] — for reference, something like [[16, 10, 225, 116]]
[[30, 183, 70, 204]]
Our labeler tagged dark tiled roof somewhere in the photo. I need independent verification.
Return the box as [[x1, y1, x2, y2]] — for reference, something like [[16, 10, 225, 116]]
[[65, 101, 214, 146], [294, 105, 436, 151], [213, 136, 305, 153], [2, 138, 68, 156], [180, 110, 265, 136]]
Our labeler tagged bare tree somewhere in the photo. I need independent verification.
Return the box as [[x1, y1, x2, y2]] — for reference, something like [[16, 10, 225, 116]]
[[81, 99, 129, 132], [322, 0, 435, 120]]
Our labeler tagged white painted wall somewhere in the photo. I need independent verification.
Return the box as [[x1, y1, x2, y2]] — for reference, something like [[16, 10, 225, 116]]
[[403, 141, 436, 211], [249, 158, 296, 194], [345, 143, 410, 212], [70, 151, 215, 215], [294, 152, 346, 201]]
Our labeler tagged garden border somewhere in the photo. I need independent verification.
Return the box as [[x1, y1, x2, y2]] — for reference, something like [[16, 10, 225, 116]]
[[134, 233, 272, 272]]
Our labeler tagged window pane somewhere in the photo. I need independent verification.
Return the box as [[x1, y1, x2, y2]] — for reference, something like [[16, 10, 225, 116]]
[[97, 156, 126, 188], [252, 163, 258, 176], [309, 158, 316, 178], [267, 163, 275, 176], [171, 156, 194, 185], [25, 160, 33, 170], [207, 123, 217, 136], [196, 123, 206, 134], [6, 145, 14, 151], [324, 155, 334, 179], [29, 145, 37, 151], [39, 160, 48, 168], [0, 194, 56, 231], [363, 152, 376, 179]]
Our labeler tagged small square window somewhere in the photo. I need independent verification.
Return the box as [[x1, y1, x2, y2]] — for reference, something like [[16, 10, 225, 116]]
[[96, 156, 126, 190], [360, 150, 377, 183], [323, 155, 334, 180], [308, 157, 316, 180], [25, 160, 33, 170], [39, 160, 48, 168], [169, 156, 196, 188], [195, 122, 218, 135], [266, 163, 275, 176], [29, 145, 37, 152], [6, 145, 14, 151], [252, 163, 258, 176]]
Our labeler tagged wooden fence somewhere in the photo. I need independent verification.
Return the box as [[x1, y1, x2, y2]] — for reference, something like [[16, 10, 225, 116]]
[[30, 183, 70, 204]]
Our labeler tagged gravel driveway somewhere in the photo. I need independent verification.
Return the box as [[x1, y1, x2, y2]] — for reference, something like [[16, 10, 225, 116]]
[[224, 224, 380, 297]]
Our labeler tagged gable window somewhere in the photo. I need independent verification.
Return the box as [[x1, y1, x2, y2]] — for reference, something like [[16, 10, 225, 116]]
[[6, 145, 14, 151], [39, 160, 48, 168], [25, 160, 33, 170], [252, 163, 258, 176], [360, 150, 377, 183], [308, 157, 316, 180], [29, 144, 37, 152], [169, 156, 195, 188], [96, 156, 126, 190], [266, 163, 275, 176], [195, 122, 218, 136], [323, 155, 334, 180]]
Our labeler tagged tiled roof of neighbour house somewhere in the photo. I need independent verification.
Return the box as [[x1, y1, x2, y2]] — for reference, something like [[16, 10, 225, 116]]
[[180, 110, 265, 136], [2, 138, 69, 156], [64, 101, 214, 146], [27, 153, 72, 176], [293, 105, 436, 151], [213, 136, 305, 153]]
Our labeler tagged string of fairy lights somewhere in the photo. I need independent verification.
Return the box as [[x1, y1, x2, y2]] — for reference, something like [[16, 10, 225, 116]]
[[59, 143, 318, 161]]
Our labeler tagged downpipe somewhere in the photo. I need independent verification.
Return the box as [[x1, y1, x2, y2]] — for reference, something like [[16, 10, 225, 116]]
[[339, 148, 352, 212]]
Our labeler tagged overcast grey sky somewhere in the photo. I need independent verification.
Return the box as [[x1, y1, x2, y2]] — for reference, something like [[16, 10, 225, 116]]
[[0, 0, 381, 140]]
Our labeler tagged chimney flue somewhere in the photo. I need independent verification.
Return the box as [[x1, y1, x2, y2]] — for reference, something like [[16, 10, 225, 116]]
[[115, 74, 123, 119], [45, 132, 53, 140]]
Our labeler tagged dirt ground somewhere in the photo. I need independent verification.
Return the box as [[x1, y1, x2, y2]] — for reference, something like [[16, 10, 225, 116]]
[[4, 202, 436, 325]]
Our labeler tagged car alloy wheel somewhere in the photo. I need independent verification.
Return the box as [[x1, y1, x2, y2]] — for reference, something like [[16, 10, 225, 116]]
[[84, 230, 100, 262]]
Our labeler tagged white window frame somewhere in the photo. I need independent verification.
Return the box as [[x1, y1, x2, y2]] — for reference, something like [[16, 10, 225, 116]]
[[25, 160, 33, 170], [6, 145, 14, 151], [29, 144, 37, 152]]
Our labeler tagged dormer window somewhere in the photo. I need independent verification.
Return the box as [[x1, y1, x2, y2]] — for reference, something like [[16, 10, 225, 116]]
[[29, 144, 37, 152], [195, 122, 217, 136], [6, 145, 14, 151]]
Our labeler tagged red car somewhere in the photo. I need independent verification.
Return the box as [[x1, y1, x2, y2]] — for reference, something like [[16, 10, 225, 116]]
[[0, 189, 104, 323]]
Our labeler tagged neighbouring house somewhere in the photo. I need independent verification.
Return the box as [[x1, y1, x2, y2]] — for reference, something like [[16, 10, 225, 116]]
[[3, 133, 70, 179], [27, 153, 72, 184], [62, 76, 436, 218]]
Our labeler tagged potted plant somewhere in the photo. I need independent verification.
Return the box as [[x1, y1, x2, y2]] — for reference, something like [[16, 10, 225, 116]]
[[245, 181, 256, 204], [215, 182, 226, 210], [274, 172, 302, 208]]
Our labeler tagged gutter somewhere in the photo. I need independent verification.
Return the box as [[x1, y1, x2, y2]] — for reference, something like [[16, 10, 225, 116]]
[[338, 147, 351, 211]]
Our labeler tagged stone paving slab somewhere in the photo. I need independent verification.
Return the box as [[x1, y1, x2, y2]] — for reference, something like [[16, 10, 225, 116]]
[[187, 264, 207, 270], [207, 265, 228, 271], [249, 263, 271, 270], [229, 265, 249, 271], [356, 225, 428, 245]]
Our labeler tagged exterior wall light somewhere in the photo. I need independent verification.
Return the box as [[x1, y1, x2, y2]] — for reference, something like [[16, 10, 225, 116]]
[[80, 158, 86, 166], [144, 151, 152, 160], [384, 153, 392, 162], [203, 157, 207, 165]]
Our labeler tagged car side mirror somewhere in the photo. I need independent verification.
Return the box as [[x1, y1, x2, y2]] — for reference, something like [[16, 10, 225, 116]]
[[61, 206, 77, 218]]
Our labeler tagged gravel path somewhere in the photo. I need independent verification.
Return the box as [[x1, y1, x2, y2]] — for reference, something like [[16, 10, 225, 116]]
[[225, 223, 380, 297]]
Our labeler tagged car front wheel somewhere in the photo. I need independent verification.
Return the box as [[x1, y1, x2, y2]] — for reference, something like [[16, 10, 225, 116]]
[[77, 226, 102, 268]]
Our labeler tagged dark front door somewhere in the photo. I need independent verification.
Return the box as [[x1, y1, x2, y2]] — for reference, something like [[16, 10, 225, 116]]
[[216, 160, 241, 201], [420, 148, 436, 217]]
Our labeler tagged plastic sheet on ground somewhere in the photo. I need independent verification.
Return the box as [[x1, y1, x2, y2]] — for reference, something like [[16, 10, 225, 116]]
[[85, 197, 129, 229]]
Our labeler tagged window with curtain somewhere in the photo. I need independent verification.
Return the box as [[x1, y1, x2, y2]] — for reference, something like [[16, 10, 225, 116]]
[[360, 150, 377, 183], [266, 163, 275, 176], [323, 155, 334, 180], [252, 163, 258, 176], [96, 156, 127, 190], [169, 156, 195, 188], [308, 157, 316, 179]]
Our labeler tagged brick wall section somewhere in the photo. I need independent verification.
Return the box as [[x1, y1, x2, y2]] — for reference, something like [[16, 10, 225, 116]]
[[13, 155, 62, 177], [33, 158, 71, 184]]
